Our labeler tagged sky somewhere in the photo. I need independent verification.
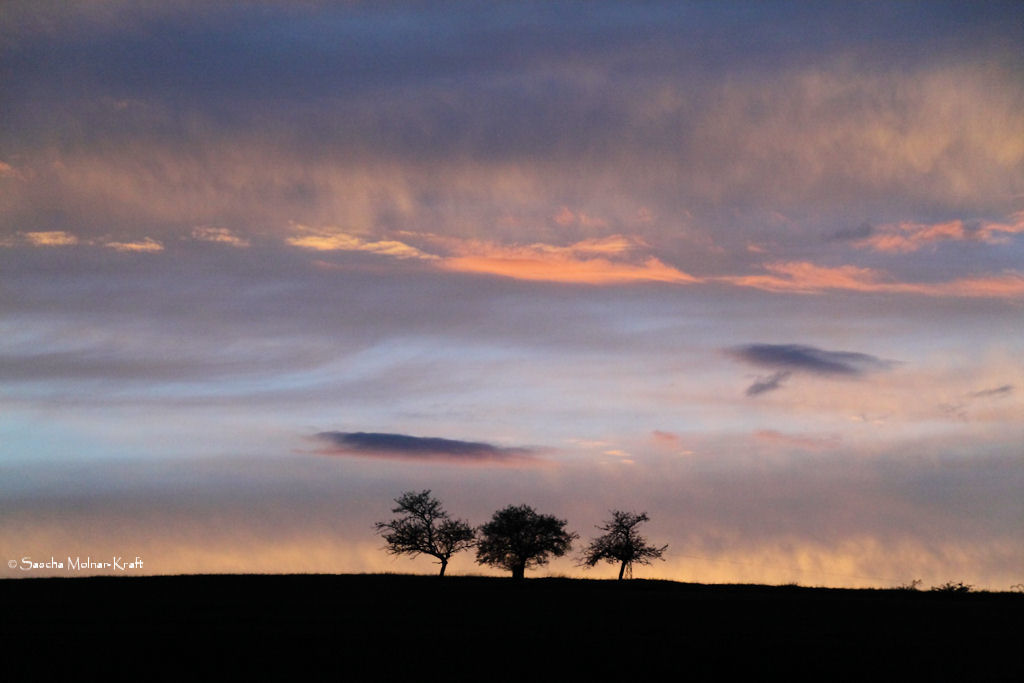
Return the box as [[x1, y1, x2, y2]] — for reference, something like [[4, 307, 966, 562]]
[[2, 1, 1022, 588]]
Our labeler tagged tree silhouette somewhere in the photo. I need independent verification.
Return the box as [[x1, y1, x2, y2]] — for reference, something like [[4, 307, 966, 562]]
[[476, 504, 577, 579], [375, 490, 475, 576], [579, 510, 667, 580]]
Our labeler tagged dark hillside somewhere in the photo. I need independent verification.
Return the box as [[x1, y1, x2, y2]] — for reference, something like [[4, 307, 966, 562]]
[[3, 574, 1021, 680]]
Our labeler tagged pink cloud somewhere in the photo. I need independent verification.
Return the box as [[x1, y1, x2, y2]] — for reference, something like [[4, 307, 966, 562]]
[[552, 206, 608, 229], [651, 430, 681, 444], [856, 212, 1024, 252], [754, 429, 841, 451], [722, 261, 1024, 299]]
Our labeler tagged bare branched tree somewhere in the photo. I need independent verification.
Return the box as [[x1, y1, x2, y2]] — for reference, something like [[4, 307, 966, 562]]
[[579, 510, 667, 580], [375, 490, 475, 576]]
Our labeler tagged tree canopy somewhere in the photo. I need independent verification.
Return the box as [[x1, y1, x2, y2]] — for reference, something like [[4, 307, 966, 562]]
[[475, 504, 577, 579], [579, 510, 667, 579], [375, 490, 475, 576]]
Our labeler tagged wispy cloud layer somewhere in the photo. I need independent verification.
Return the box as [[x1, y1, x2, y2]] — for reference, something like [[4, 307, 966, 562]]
[[4, 2, 1022, 261]]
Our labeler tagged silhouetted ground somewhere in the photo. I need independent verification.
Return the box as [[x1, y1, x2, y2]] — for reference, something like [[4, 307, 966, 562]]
[[3, 574, 1021, 680]]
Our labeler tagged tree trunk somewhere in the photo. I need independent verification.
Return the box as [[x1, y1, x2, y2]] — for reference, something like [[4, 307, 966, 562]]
[[618, 561, 626, 580], [511, 564, 525, 580], [439, 559, 448, 577]]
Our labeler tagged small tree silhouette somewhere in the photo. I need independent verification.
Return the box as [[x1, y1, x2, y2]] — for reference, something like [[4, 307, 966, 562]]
[[579, 510, 667, 580], [375, 490, 475, 576], [476, 504, 577, 579]]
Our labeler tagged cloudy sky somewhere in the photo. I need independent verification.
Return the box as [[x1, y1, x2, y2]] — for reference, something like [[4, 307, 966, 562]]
[[2, 1, 1022, 587]]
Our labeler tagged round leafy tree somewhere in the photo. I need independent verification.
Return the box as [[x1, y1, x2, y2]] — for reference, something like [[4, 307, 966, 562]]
[[476, 504, 577, 579]]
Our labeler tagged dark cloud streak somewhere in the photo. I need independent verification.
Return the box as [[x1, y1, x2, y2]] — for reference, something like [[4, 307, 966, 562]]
[[745, 371, 791, 396], [970, 385, 1013, 398], [729, 343, 894, 396], [314, 431, 539, 465], [729, 343, 893, 376]]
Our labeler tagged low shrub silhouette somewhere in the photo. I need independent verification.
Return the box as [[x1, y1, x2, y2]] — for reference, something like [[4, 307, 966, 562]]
[[930, 581, 973, 593]]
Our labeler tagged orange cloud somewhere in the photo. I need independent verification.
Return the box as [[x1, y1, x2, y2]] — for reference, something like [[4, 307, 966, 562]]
[[0, 160, 19, 178], [562, 235, 637, 255], [856, 212, 1024, 252], [191, 226, 250, 247], [103, 237, 163, 253], [3, 231, 169, 252], [23, 231, 79, 247], [437, 237, 698, 285], [723, 261, 1024, 299], [291, 227, 695, 285]]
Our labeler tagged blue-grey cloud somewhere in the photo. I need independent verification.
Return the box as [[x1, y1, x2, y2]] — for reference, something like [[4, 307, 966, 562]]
[[729, 343, 894, 395], [729, 343, 893, 376], [314, 431, 539, 464], [745, 371, 792, 396]]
